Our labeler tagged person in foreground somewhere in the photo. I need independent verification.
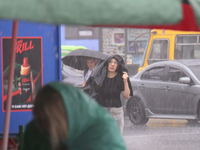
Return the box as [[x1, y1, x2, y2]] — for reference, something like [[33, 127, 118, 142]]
[[22, 82, 127, 150], [84, 54, 133, 134]]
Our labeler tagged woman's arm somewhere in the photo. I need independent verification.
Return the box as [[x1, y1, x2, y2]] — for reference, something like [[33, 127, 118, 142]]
[[122, 72, 130, 99], [121, 72, 130, 99]]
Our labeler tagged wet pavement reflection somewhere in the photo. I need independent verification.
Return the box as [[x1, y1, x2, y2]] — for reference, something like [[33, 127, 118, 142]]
[[123, 117, 200, 150]]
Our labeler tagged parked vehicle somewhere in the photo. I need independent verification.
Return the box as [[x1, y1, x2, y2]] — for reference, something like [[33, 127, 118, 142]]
[[139, 29, 200, 72], [62, 62, 84, 88], [61, 45, 87, 58], [126, 59, 200, 125]]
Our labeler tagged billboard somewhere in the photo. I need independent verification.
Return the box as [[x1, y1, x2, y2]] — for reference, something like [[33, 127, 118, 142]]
[[1, 37, 43, 112]]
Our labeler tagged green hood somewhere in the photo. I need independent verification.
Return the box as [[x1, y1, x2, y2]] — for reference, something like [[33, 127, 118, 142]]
[[23, 82, 127, 150]]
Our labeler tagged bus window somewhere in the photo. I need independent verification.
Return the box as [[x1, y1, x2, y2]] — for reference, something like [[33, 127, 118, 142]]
[[149, 40, 168, 60], [175, 35, 200, 59]]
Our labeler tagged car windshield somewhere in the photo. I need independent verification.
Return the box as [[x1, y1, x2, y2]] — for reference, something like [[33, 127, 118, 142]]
[[188, 65, 200, 81]]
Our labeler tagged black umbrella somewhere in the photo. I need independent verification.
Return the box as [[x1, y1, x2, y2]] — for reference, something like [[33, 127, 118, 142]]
[[62, 49, 108, 70]]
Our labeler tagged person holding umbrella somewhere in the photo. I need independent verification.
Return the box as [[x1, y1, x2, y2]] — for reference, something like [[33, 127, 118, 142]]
[[84, 54, 133, 134], [61, 49, 107, 87], [82, 57, 97, 87]]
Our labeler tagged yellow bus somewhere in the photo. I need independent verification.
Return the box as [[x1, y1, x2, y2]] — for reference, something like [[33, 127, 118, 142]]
[[139, 29, 200, 72]]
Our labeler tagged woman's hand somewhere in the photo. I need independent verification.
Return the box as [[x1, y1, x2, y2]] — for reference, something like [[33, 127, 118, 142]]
[[82, 81, 86, 87], [122, 72, 128, 83], [122, 71, 130, 99]]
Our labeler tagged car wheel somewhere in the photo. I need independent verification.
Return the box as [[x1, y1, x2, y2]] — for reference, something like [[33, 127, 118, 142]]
[[186, 104, 200, 124], [197, 103, 200, 121], [128, 99, 149, 125], [186, 119, 198, 125]]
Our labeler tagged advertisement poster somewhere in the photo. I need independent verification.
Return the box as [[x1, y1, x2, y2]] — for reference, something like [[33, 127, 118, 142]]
[[129, 41, 147, 52], [126, 54, 133, 64], [2, 37, 43, 112], [113, 32, 124, 44]]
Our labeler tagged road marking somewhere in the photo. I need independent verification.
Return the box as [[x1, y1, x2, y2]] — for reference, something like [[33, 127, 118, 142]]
[[123, 132, 200, 139]]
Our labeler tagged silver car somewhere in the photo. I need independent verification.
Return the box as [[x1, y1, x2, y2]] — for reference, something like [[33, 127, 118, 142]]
[[62, 62, 84, 88], [126, 59, 200, 125]]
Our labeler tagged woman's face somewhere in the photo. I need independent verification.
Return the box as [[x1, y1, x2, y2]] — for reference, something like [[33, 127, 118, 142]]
[[108, 58, 118, 72]]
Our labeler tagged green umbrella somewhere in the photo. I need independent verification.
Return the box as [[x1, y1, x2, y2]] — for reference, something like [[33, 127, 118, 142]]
[[0, 0, 199, 31]]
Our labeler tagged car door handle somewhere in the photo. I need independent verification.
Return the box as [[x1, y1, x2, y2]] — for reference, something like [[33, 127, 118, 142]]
[[163, 86, 170, 91], [139, 84, 145, 89]]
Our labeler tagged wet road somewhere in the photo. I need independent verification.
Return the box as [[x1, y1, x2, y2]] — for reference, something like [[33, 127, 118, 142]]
[[122, 117, 200, 150]]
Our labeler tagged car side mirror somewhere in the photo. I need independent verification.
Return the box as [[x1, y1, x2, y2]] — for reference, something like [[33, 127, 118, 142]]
[[179, 77, 191, 84]]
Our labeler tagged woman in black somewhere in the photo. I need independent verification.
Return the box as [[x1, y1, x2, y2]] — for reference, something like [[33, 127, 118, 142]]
[[84, 54, 133, 134]]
